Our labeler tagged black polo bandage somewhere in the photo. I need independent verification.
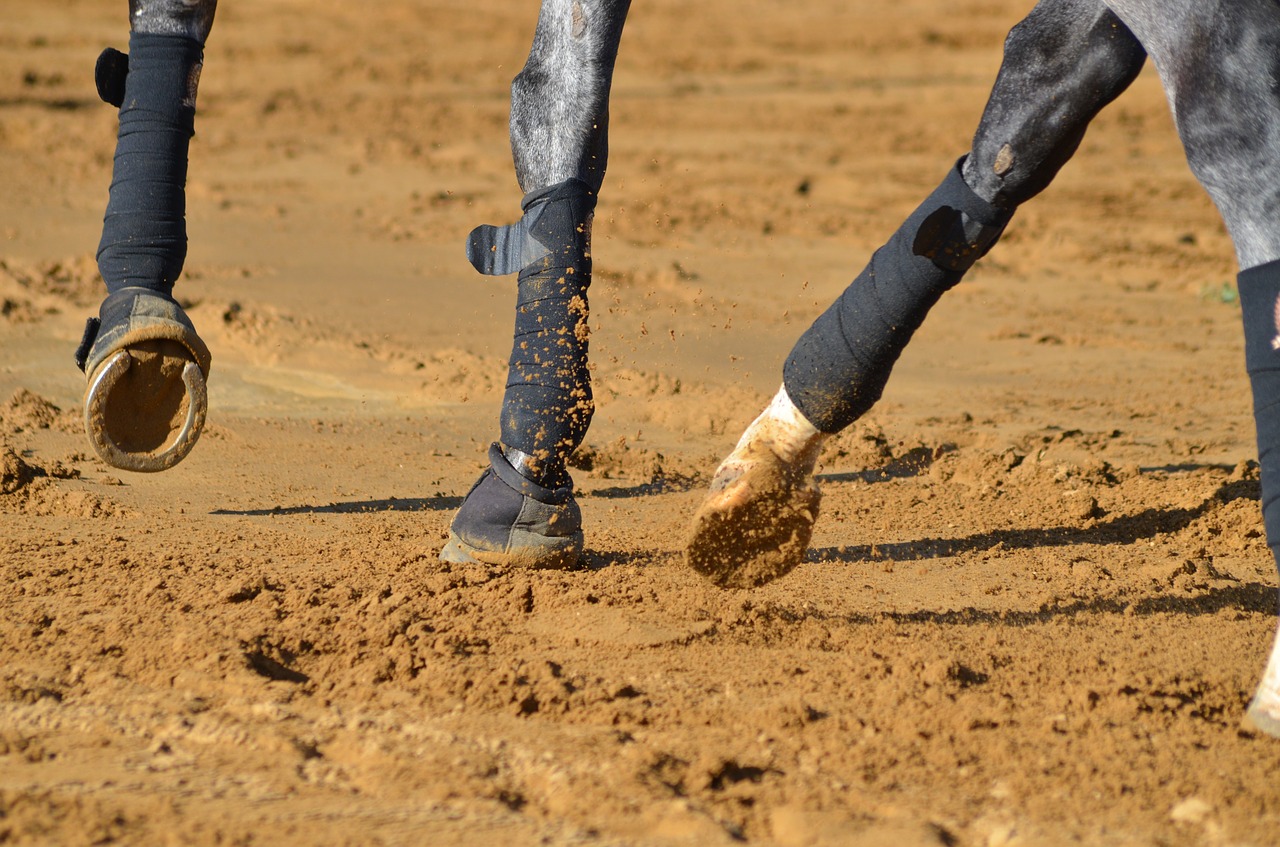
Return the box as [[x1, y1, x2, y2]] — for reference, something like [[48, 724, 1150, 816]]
[[96, 32, 203, 297], [467, 179, 597, 474], [783, 159, 1011, 432], [1239, 259, 1280, 570]]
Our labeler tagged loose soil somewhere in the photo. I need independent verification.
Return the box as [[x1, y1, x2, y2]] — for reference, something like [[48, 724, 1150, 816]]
[[2, 1, 1278, 844]]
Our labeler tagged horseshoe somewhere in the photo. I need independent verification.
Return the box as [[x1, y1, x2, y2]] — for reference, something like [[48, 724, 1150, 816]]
[[84, 348, 208, 473]]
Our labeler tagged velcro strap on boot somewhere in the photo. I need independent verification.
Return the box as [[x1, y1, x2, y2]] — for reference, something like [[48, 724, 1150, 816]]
[[95, 47, 130, 108], [466, 179, 597, 277], [911, 158, 1011, 272], [913, 205, 1007, 272], [74, 318, 102, 372]]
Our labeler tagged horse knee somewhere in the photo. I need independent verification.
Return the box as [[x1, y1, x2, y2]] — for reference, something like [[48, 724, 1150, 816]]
[[964, 0, 1145, 208], [129, 0, 218, 43]]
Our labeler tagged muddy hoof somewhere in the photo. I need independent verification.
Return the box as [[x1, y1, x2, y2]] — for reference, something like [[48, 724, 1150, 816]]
[[79, 288, 212, 473], [685, 455, 820, 589]]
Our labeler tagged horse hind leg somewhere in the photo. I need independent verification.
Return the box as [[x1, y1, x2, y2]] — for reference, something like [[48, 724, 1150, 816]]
[[686, 0, 1148, 588], [1103, 0, 1280, 269], [1108, 0, 1280, 737], [441, 0, 631, 568], [78, 0, 218, 472]]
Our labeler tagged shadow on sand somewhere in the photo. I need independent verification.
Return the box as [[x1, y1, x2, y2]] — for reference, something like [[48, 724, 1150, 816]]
[[212, 495, 464, 516], [811, 477, 1260, 564]]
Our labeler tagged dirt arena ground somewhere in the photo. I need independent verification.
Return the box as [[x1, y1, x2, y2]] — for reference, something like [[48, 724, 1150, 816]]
[[3, 1, 1280, 844]]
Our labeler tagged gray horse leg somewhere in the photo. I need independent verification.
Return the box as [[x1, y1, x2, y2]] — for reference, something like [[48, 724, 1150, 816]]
[[687, 0, 1147, 588], [1107, 0, 1280, 736], [510, 0, 629, 195], [1104, 0, 1280, 269], [442, 0, 631, 568], [76, 0, 218, 473], [127, 0, 218, 40], [787, 0, 1148, 433]]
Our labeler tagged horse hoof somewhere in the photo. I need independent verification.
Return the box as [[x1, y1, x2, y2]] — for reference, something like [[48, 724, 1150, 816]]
[[685, 453, 821, 589], [439, 536, 482, 564], [1244, 628, 1280, 739], [84, 341, 208, 473], [440, 444, 584, 569]]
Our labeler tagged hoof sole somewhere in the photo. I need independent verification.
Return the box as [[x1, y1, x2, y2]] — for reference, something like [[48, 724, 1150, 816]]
[[84, 341, 207, 473]]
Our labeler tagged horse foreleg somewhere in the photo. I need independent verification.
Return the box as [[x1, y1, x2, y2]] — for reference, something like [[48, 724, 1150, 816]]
[[1107, 0, 1280, 737], [687, 0, 1147, 588], [441, 0, 631, 568], [76, 0, 218, 473]]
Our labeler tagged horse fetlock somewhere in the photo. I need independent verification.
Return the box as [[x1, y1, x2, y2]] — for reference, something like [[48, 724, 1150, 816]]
[[713, 386, 826, 491], [129, 0, 218, 43]]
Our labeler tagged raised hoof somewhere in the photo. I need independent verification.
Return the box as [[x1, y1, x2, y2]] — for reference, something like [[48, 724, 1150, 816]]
[[685, 454, 820, 589], [80, 288, 212, 473], [84, 341, 208, 473]]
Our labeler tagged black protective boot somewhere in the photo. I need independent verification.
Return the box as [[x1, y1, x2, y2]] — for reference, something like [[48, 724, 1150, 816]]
[[440, 443, 583, 568]]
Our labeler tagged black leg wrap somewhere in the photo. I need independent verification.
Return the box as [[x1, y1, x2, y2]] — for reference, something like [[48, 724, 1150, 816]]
[[77, 31, 211, 474], [1238, 259, 1280, 571], [468, 179, 597, 484], [783, 158, 1012, 433], [96, 32, 203, 297]]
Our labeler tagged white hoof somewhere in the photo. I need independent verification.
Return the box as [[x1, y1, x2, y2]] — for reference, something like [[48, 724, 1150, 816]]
[[1245, 624, 1280, 738], [686, 386, 827, 588]]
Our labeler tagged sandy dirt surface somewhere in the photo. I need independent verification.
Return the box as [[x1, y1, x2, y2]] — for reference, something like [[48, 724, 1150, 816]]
[[3, 1, 1280, 844]]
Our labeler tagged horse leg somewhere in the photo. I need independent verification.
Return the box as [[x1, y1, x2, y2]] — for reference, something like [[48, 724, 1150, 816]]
[[686, 0, 1147, 588], [1104, 0, 1280, 737], [441, 0, 631, 568], [76, 0, 218, 472]]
